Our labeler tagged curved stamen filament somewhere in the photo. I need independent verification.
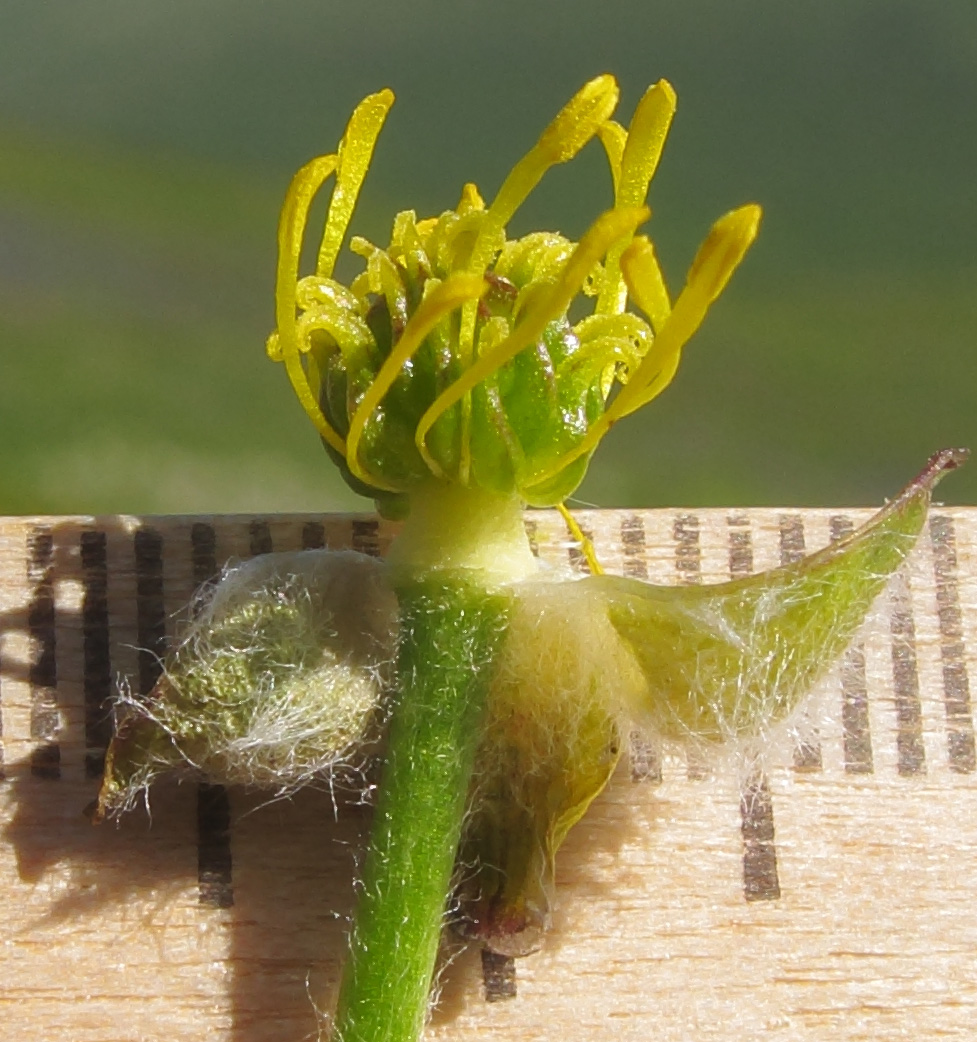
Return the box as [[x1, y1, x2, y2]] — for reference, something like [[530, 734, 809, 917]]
[[415, 206, 649, 479], [524, 204, 760, 494], [271, 153, 344, 455], [597, 120, 627, 195], [345, 274, 488, 489], [614, 203, 761, 416], [458, 75, 621, 363], [317, 89, 394, 280], [557, 503, 604, 575]]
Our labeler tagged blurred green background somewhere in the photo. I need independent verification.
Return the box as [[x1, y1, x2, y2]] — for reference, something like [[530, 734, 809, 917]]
[[1, 0, 974, 515]]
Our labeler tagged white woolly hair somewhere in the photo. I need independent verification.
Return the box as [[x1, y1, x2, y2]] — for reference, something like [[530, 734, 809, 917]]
[[105, 550, 399, 813]]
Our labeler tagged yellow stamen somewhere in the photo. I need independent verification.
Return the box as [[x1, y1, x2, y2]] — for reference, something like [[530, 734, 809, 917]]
[[614, 203, 761, 415], [457, 182, 486, 213], [597, 80, 676, 316], [618, 235, 671, 333], [597, 120, 627, 194], [459, 75, 620, 361], [345, 273, 488, 489], [415, 206, 649, 479], [557, 503, 604, 575], [316, 89, 394, 279], [271, 153, 345, 455], [525, 204, 760, 492]]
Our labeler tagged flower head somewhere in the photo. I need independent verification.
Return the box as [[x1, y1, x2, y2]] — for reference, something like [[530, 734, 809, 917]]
[[267, 77, 760, 515]]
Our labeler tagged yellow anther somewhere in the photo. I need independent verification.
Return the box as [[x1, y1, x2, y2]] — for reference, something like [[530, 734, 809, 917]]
[[345, 273, 488, 488], [685, 203, 762, 305], [597, 80, 676, 315], [458, 182, 485, 213], [537, 74, 621, 164], [316, 89, 394, 279], [619, 235, 671, 333]]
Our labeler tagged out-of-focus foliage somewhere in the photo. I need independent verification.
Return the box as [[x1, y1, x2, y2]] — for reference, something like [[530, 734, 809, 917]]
[[1, 0, 974, 513]]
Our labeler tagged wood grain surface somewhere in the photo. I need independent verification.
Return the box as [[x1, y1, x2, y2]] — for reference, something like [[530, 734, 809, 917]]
[[1, 507, 975, 1041]]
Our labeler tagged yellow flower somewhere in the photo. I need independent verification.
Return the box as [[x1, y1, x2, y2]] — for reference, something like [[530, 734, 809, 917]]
[[266, 76, 760, 515]]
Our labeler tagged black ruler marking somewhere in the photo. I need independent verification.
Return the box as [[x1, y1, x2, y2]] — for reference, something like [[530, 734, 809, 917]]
[[619, 516, 659, 782], [929, 515, 976, 773], [740, 773, 781, 902], [248, 520, 274, 557], [628, 730, 662, 785], [81, 530, 112, 778], [779, 515, 822, 772], [351, 519, 381, 558], [197, 781, 234, 909], [566, 523, 594, 576], [621, 514, 649, 580], [302, 521, 325, 550], [726, 514, 753, 579], [889, 572, 926, 776], [134, 528, 166, 696], [673, 514, 701, 586], [28, 527, 59, 779], [840, 644, 874, 775], [672, 514, 706, 775], [728, 515, 782, 900], [190, 522, 218, 591], [674, 515, 705, 779], [481, 949, 517, 1002], [830, 516, 874, 775]]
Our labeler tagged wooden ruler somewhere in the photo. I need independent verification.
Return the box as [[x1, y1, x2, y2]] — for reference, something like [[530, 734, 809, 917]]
[[1, 507, 975, 1041]]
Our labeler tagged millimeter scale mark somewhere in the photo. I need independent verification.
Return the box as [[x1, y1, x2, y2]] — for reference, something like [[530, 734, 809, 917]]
[[889, 570, 926, 776], [675, 515, 709, 782], [302, 521, 325, 550], [929, 515, 976, 773], [726, 515, 782, 902], [621, 515, 662, 784], [481, 949, 517, 1002], [134, 528, 166, 698], [81, 530, 112, 778], [351, 518, 381, 558], [830, 516, 874, 775], [780, 515, 823, 773], [28, 526, 59, 779]]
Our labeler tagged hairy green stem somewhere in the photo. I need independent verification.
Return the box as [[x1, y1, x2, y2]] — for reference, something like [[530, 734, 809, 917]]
[[331, 575, 510, 1042]]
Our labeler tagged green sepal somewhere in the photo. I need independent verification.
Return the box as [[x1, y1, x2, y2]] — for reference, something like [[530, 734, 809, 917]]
[[592, 449, 968, 741]]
